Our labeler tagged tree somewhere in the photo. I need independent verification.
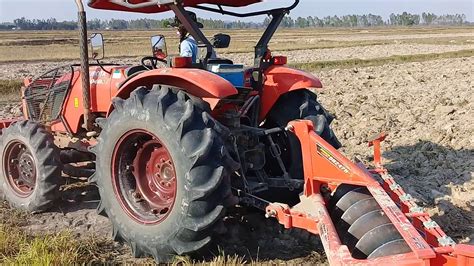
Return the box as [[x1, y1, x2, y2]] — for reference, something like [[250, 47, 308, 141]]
[[6, 12, 470, 31]]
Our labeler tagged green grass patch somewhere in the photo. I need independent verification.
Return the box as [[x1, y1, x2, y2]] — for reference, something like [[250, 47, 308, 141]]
[[173, 248, 250, 266], [0, 80, 23, 95], [293, 49, 474, 71], [1, 229, 86, 265]]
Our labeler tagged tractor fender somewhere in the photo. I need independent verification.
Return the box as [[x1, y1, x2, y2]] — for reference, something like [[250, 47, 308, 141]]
[[108, 68, 238, 115], [259, 65, 323, 121]]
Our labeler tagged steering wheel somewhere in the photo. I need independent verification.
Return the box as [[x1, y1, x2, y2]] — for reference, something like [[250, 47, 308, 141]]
[[141, 56, 167, 70]]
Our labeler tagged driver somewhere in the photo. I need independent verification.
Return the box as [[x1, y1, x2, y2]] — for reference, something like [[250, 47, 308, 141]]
[[171, 11, 214, 63]]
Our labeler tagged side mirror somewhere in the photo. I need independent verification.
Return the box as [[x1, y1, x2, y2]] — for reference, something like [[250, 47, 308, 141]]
[[151, 35, 167, 60], [212, 34, 231, 49], [90, 33, 104, 60]]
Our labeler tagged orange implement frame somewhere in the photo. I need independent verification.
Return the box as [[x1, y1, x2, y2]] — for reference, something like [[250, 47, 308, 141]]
[[265, 120, 474, 266]]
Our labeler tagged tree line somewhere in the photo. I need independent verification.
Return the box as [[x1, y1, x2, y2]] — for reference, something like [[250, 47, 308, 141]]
[[1, 12, 469, 31]]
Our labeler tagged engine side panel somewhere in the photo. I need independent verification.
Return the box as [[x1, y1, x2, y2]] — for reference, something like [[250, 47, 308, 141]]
[[51, 65, 128, 134]]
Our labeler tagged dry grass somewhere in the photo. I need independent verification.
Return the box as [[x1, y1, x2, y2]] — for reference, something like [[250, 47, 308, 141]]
[[0, 80, 22, 95], [0, 202, 116, 265], [0, 202, 250, 265], [0, 26, 472, 62]]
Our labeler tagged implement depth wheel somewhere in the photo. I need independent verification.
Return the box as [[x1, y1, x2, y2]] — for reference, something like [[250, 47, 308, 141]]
[[93, 86, 233, 262], [0, 121, 61, 212]]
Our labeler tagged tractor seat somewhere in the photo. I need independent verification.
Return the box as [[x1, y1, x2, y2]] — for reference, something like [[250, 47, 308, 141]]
[[125, 65, 148, 77], [207, 58, 233, 65]]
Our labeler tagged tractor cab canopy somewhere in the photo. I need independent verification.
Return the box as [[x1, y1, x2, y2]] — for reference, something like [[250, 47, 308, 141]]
[[88, 0, 262, 13]]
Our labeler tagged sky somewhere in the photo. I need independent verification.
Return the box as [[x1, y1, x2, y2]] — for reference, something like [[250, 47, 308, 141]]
[[0, 0, 473, 23]]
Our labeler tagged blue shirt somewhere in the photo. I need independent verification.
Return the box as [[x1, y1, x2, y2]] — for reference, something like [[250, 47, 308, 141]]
[[180, 35, 198, 63]]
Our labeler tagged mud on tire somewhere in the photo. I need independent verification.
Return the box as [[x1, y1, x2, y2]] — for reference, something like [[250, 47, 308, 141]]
[[92, 86, 233, 262], [0, 120, 62, 212]]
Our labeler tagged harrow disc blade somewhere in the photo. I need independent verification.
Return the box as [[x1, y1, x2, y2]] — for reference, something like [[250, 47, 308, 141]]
[[329, 184, 359, 210], [352, 223, 403, 259], [368, 239, 411, 259], [344, 209, 391, 251], [336, 198, 380, 240], [330, 187, 371, 223]]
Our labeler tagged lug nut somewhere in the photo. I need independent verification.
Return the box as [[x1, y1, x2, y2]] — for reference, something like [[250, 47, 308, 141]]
[[131, 191, 143, 203]]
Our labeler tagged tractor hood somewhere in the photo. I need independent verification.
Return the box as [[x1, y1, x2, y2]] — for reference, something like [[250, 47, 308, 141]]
[[88, 0, 262, 13]]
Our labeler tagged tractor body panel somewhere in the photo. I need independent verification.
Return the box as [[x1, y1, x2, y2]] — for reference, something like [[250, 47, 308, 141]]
[[259, 65, 323, 121], [49, 65, 127, 134], [109, 68, 239, 114], [23, 64, 239, 134]]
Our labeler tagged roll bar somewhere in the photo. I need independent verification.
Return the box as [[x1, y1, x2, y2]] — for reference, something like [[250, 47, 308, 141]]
[[179, 0, 300, 76], [75, 0, 93, 131]]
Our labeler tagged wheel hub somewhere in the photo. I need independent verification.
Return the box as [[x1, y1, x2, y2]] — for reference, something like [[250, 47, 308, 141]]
[[112, 130, 177, 225], [3, 141, 36, 197]]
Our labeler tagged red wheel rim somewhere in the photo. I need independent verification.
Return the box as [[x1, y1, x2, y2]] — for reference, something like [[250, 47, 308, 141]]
[[3, 140, 37, 197], [112, 129, 177, 225]]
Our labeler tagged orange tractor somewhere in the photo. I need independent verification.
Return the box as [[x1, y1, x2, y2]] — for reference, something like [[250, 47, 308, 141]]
[[0, 0, 473, 264]]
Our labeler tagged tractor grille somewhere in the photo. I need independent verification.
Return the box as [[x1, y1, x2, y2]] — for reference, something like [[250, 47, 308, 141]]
[[23, 66, 74, 122]]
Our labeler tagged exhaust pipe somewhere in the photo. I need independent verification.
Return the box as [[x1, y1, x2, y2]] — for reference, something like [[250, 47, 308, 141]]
[[75, 0, 92, 131]]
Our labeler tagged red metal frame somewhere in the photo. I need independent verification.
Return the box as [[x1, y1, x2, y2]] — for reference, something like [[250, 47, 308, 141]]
[[265, 120, 474, 266], [112, 129, 177, 225]]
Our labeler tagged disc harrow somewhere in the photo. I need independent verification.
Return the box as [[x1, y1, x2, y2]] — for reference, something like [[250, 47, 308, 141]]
[[265, 121, 474, 265], [329, 185, 411, 259]]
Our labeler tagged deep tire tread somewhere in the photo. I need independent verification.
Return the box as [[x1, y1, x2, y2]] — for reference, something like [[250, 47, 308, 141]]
[[96, 85, 233, 262], [0, 121, 61, 213]]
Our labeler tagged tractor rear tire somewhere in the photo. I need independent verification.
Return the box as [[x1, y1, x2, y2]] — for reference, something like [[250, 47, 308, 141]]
[[264, 89, 341, 183], [92, 86, 233, 262], [0, 121, 62, 213]]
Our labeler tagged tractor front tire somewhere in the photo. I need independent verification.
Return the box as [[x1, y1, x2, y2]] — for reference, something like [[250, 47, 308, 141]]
[[0, 121, 62, 212], [93, 86, 233, 262]]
